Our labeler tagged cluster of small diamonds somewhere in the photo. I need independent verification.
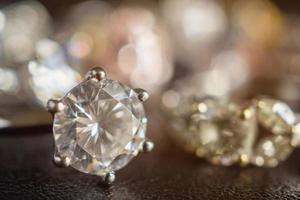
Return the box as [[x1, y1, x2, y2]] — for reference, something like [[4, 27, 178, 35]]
[[164, 96, 299, 167]]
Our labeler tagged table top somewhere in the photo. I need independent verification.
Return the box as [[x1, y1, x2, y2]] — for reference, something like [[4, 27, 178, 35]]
[[0, 122, 300, 200]]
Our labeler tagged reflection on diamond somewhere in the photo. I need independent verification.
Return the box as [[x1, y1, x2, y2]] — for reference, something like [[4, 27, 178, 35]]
[[252, 97, 296, 167], [253, 135, 293, 167], [256, 98, 295, 135], [53, 79, 146, 175]]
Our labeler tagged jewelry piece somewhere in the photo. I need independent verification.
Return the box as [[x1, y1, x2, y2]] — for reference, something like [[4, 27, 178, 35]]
[[162, 92, 299, 168], [47, 67, 154, 184]]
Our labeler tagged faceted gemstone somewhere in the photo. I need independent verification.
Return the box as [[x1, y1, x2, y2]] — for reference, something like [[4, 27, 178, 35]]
[[256, 98, 295, 135], [53, 79, 146, 175], [252, 98, 296, 167], [252, 135, 293, 167], [188, 98, 257, 166]]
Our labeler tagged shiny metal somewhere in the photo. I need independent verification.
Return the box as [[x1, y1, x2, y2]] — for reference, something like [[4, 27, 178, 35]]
[[85, 67, 106, 81], [53, 154, 71, 168], [46, 99, 64, 114], [141, 139, 154, 153], [101, 171, 116, 184], [134, 88, 149, 102]]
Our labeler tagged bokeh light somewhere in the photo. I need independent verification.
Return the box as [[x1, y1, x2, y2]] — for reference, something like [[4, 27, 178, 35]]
[[59, 1, 173, 93]]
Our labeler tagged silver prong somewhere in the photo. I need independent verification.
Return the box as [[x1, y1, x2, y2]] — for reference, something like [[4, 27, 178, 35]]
[[47, 99, 64, 114], [85, 67, 106, 81], [134, 88, 149, 102], [141, 139, 154, 153], [53, 154, 71, 168], [101, 171, 116, 184]]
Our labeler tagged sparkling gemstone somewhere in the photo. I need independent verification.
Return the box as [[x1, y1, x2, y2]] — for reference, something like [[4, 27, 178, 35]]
[[256, 98, 295, 135], [188, 98, 257, 166], [252, 98, 296, 167], [252, 135, 293, 167], [53, 79, 146, 175]]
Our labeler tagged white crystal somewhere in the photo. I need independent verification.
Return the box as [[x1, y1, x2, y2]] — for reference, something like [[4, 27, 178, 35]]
[[252, 98, 296, 167], [252, 135, 293, 167], [256, 98, 295, 135], [53, 79, 146, 175]]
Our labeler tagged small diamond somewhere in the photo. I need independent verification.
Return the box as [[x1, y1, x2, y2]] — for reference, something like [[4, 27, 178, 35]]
[[252, 98, 295, 167], [53, 79, 146, 175], [256, 98, 295, 135], [189, 98, 256, 166], [252, 135, 293, 167], [163, 94, 297, 167]]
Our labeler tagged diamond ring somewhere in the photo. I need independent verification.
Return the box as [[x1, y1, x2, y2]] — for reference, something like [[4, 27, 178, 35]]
[[162, 92, 300, 168], [47, 67, 154, 184]]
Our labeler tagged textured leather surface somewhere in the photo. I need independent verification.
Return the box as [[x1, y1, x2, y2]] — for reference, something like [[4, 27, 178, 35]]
[[0, 0, 300, 199], [0, 124, 300, 200]]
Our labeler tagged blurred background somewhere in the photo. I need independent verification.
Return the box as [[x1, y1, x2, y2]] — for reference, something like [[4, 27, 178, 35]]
[[2, 2, 300, 199], [1, 0, 300, 129]]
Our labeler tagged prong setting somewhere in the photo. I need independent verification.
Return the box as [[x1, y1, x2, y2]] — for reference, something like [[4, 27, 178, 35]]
[[141, 139, 154, 153], [53, 154, 71, 168], [134, 88, 149, 102], [49, 66, 152, 182], [101, 171, 116, 184], [85, 67, 106, 81], [47, 99, 64, 114]]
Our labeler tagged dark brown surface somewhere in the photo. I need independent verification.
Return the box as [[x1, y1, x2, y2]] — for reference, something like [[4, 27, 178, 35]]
[[1, 123, 300, 200], [1, 0, 300, 199]]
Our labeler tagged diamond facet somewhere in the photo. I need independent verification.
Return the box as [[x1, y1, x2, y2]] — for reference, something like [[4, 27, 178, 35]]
[[53, 79, 146, 175], [251, 98, 296, 167]]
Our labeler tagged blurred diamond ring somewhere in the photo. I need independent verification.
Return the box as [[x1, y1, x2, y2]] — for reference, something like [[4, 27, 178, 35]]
[[162, 94, 299, 168]]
